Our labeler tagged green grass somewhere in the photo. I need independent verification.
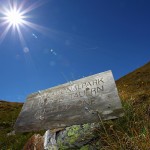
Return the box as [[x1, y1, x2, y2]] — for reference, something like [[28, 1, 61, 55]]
[[95, 97, 150, 150], [0, 101, 45, 150], [0, 62, 150, 149], [0, 102, 33, 149], [0, 99, 150, 150]]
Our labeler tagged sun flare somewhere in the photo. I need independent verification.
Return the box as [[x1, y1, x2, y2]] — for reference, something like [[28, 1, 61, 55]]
[[5, 9, 24, 26], [0, 1, 46, 44]]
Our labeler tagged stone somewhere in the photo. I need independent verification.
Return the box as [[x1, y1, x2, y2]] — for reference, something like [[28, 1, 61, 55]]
[[44, 130, 58, 150], [23, 134, 44, 150], [56, 123, 101, 149], [23, 123, 101, 149]]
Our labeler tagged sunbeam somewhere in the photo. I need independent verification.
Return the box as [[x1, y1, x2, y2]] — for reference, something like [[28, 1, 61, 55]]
[[0, 0, 46, 44], [0, 23, 12, 43]]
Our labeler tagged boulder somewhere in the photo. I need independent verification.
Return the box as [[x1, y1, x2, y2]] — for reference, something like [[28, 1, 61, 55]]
[[43, 123, 100, 149], [23, 134, 44, 150], [23, 123, 101, 149]]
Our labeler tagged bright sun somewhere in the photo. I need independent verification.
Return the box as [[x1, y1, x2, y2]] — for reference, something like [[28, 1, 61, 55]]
[[5, 9, 24, 26], [0, 1, 45, 44]]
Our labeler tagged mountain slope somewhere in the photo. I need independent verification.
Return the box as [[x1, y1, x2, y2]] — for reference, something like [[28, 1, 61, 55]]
[[0, 61, 150, 149], [116, 61, 150, 102], [0, 101, 23, 129]]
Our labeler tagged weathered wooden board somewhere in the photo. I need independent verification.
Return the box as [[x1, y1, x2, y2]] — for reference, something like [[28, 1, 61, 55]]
[[14, 70, 124, 132]]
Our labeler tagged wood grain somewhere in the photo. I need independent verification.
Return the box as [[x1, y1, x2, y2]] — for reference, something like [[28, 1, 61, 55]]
[[14, 70, 124, 132]]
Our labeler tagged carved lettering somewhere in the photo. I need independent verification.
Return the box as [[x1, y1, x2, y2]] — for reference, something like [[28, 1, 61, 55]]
[[14, 71, 124, 133], [33, 77, 105, 118]]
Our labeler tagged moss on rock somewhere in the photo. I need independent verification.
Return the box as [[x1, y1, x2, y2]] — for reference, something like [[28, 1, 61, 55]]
[[57, 123, 100, 149]]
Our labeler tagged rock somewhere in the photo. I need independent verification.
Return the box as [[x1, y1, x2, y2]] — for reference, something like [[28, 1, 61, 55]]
[[44, 130, 58, 150], [23, 123, 100, 149], [56, 123, 100, 149], [7, 130, 16, 136], [23, 134, 44, 150]]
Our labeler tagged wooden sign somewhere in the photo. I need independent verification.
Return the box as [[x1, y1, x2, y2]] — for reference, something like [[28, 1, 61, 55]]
[[14, 70, 124, 132]]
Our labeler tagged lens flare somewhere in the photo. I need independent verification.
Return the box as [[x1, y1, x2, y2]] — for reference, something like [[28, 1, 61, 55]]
[[0, 0, 47, 44], [5, 9, 24, 26]]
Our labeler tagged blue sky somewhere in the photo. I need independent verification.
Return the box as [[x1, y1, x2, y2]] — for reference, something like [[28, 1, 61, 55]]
[[0, 0, 150, 102]]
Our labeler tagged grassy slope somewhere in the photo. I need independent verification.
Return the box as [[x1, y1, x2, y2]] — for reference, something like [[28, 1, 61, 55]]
[[116, 61, 150, 101], [0, 101, 45, 150], [0, 101, 33, 150], [98, 62, 150, 150], [0, 61, 150, 149]]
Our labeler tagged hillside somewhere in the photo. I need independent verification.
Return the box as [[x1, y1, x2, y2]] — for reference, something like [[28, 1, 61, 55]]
[[0, 61, 150, 149], [0, 101, 25, 149], [116, 61, 150, 102], [0, 101, 23, 131]]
